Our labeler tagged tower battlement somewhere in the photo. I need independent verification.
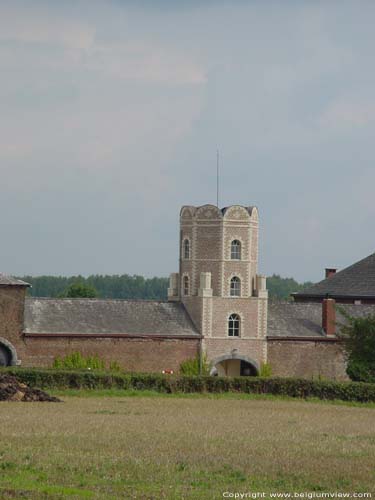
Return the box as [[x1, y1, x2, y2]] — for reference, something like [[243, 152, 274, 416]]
[[178, 204, 260, 298]]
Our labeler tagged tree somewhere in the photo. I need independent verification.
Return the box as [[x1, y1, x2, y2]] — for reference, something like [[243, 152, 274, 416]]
[[20, 274, 313, 301], [338, 311, 375, 383], [62, 282, 98, 299], [266, 274, 313, 300]]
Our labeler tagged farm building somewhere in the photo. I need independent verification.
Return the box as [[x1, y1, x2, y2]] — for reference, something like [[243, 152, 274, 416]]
[[292, 252, 375, 304], [0, 204, 374, 379]]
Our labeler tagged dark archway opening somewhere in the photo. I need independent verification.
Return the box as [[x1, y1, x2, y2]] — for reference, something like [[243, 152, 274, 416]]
[[212, 356, 259, 377], [0, 345, 11, 367], [240, 360, 258, 376]]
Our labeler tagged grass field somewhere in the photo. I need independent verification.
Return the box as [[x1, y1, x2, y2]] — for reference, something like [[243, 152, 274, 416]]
[[0, 393, 374, 499]]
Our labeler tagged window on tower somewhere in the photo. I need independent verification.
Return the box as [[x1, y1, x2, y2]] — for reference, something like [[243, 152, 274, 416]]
[[183, 276, 189, 296], [228, 313, 240, 337], [183, 239, 190, 259], [230, 276, 241, 297], [231, 240, 241, 260]]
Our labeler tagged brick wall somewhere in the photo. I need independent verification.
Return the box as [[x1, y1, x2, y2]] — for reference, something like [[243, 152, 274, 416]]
[[267, 339, 348, 380], [204, 337, 267, 367], [0, 286, 27, 362], [210, 297, 260, 338], [19, 336, 200, 372]]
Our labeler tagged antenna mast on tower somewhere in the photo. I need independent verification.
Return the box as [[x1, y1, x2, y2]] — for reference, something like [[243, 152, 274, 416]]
[[216, 149, 219, 208]]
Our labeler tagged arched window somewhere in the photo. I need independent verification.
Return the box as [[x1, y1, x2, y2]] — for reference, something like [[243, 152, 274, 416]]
[[183, 275, 189, 296], [228, 314, 240, 337], [183, 239, 190, 259], [230, 276, 241, 297], [231, 240, 241, 260]]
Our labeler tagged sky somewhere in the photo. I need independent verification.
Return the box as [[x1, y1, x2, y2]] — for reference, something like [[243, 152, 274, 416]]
[[1, 0, 374, 282]]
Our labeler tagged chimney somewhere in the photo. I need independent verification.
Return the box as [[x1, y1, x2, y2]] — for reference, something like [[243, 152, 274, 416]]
[[325, 268, 337, 279], [322, 298, 336, 337]]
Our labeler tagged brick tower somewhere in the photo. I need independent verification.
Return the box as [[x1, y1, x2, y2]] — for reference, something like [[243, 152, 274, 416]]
[[168, 204, 268, 376]]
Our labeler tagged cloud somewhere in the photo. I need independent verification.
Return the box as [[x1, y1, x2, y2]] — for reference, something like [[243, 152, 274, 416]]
[[318, 97, 375, 133], [0, 4, 95, 50], [86, 42, 207, 85], [1, 1, 375, 279]]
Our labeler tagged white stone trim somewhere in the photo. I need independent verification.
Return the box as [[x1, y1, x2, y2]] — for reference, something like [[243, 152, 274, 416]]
[[257, 298, 268, 339], [192, 221, 197, 294], [202, 297, 213, 337], [222, 205, 250, 221]]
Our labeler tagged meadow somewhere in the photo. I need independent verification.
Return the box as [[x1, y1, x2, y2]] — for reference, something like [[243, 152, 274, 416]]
[[0, 393, 374, 499]]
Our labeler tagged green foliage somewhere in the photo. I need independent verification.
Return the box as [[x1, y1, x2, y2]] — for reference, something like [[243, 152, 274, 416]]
[[19, 274, 169, 300], [53, 352, 105, 371], [18, 274, 312, 301], [338, 311, 375, 383], [61, 282, 98, 298], [4, 368, 375, 402], [266, 274, 313, 301], [179, 354, 210, 376], [109, 361, 122, 373], [346, 359, 374, 383], [259, 362, 272, 378]]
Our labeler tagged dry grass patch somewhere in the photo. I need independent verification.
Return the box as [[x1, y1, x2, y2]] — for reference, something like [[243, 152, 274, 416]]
[[0, 396, 374, 498]]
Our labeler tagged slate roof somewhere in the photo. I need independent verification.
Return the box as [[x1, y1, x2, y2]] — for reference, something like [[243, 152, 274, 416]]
[[0, 274, 30, 287], [293, 252, 375, 299], [24, 298, 199, 337], [268, 301, 375, 338]]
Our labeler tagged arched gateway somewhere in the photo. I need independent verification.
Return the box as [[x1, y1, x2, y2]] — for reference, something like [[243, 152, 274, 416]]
[[210, 354, 259, 377], [0, 338, 18, 367]]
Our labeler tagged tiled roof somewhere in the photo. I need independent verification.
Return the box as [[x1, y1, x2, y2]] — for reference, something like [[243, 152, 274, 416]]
[[268, 301, 375, 338], [293, 252, 375, 299], [0, 274, 30, 287], [24, 298, 199, 337]]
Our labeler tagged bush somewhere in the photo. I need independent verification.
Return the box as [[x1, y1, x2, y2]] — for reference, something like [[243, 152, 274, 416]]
[[109, 361, 122, 373], [2, 368, 375, 402], [53, 352, 106, 371], [338, 310, 375, 383], [179, 354, 210, 376], [259, 362, 272, 378], [347, 359, 375, 384]]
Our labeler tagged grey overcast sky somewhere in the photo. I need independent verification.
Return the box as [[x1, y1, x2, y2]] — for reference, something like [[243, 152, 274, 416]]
[[1, 1, 374, 282]]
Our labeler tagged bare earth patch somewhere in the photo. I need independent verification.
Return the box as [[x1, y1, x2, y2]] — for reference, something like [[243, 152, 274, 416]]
[[0, 396, 373, 498]]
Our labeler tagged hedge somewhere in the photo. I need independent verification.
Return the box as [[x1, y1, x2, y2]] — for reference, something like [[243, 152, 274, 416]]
[[2, 368, 375, 402]]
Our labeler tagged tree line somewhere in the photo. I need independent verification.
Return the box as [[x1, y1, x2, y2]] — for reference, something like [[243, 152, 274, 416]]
[[17, 273, 313, 301]]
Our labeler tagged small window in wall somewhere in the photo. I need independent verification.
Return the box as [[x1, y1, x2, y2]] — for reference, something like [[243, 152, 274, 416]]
[[230, 276, 241, 297], [231, 240, 241, 260], [183, 239, 190, 259], [183, 276, 189, 296], [228, 313, 240, 337]]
